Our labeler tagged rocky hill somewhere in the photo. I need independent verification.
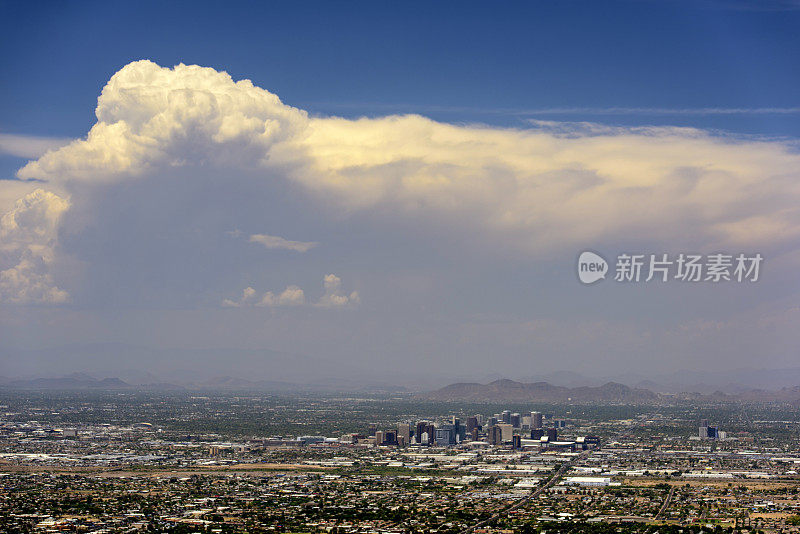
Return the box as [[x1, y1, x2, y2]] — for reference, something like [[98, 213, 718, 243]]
[[423, 378, 660, 403]]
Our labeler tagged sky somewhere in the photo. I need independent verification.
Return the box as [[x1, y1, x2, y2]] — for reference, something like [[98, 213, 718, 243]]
[[1, 1, 799, 386]]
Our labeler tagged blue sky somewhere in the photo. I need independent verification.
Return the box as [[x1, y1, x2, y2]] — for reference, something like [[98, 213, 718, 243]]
[[1, 1, 799, 385], [2, 0, 800, 136]]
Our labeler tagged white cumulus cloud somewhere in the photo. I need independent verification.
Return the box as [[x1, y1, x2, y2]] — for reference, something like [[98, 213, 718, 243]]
[[18, 60, 308, 182], [221, 286, 258, 307], [0, 189, 70, 304], [223, 284, 306, 308], [259, 285, 306, 307], [222, 274, 357, 309], [316, 273, 360, 308], [14, 60, 800, 256]]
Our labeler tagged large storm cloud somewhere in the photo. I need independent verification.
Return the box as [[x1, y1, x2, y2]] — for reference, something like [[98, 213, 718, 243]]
[[1, 60, 798, 380]]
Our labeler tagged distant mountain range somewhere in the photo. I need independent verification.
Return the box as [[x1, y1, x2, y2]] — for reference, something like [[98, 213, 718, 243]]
[[422, 379, 800, 405], [0, 372, 181, 390], [512, 368, 800, 394], [422, 379, 660, 403], [1, 373, 799, 404], [3, 342, 799, 394], [673, 385, 800, 404], [0, 372, 407, 393]]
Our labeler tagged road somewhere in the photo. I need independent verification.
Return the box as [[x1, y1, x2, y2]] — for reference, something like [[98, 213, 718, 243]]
[[654, 485, 675, 521], [461, 451, 590, 533]]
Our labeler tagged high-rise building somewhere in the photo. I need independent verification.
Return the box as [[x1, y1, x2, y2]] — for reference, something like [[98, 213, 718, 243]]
[[397, 423, 411, 446], [546, 428, 558, 442], [510, 413, 521, 428], [375, 431, 384, 445], [471, 428, 479, 442], [699, 419, 711, 439], [435, 426, 455, 446], [512, 435, 522, 449], [498, 423, 513, 442], [531, 411, 543, 429], [490, 425, 504, 445], [466, 416, 479, 433], [531, 428, 545, 440], [425, 423, 436, 445], [384, 430, 397, 445], [416, 421, 428, 443], [488, 416, 498, 427], [501, 410, 511, 424], [451, 417, 465, 442], [368, 423, 378, 437]]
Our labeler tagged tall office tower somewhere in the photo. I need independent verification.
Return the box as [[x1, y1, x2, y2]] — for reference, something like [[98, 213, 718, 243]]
[[466, 416, 478, 433], [531, 411, 543, 429], [416, 421, 428, 443], [512, 435, 522, 449], [425, 423, 436, 445], [375, 431, 384, 445], [531, 428, 545, 440], [510, 413, 521, 428], [384, 430, 397, 445], [397, 423, 411, 446], [699, 419, 710, 439], [451, 417, 461, 440], [435, 426, 455, 446], [546, 427, 558, 442], [471, 428, 479, 442], [452, 417, 466, 442], [498, 423, 513, 442], [476, 414, 484, 425], [488, 416, 498, 427], [490, 425, 504, 445], [368, 423, 378, 437], [501, 410, 511, 424]]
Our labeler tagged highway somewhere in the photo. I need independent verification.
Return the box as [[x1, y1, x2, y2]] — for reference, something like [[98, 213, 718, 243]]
[[654, 485, 675, 521], [461, 450, 590, 533]]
